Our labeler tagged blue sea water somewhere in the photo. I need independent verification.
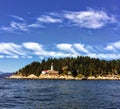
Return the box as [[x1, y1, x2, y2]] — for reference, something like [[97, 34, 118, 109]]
[[0, 79, 120, 109]]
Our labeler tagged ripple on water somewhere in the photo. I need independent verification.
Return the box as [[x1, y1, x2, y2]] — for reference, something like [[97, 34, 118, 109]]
[[0, 79, 120, 109]]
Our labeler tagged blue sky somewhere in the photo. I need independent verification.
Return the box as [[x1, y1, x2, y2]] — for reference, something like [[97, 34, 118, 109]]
[[0, 0, 120, 72]]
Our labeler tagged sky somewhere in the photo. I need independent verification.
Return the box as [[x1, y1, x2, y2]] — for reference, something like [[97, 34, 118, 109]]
[[0, 0, 120, 72]]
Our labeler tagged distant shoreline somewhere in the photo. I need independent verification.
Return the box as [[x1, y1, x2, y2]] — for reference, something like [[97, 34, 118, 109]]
[[7, 74, 120, 80]]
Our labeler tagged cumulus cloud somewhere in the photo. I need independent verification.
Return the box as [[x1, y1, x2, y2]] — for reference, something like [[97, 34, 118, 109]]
[[56, 43, 79, 55], [23, 42, 46, 55], [63, 9, 116, 29], [23, 42, 43, 51], [0, 41, 120, 60], [56, 43, 72, 51], [22, 42, 72, 58], [104, 41, 120, 54]]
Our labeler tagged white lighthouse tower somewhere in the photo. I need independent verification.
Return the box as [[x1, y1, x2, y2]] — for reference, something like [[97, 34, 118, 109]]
[[51, 63, 53, 71]]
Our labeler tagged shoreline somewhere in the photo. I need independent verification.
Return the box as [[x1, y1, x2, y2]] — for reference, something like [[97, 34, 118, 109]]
[[7, 74, 120, 80]]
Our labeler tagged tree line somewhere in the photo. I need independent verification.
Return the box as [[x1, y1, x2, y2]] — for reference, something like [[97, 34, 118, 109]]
[[15, 56, 120, 77]]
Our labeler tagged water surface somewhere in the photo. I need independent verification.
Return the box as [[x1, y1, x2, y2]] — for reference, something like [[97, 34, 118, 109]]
[[0, 79, 120, 109]]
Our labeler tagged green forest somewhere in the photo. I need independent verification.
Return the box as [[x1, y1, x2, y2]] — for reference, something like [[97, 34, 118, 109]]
[[15, 56, 120, 77]]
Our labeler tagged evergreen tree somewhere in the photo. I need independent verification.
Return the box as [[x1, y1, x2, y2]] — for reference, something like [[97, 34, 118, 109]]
[[15, 56, 120, 77]]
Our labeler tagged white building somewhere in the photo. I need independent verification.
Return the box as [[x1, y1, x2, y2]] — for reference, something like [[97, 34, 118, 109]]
[[41, 63, 59, 75]]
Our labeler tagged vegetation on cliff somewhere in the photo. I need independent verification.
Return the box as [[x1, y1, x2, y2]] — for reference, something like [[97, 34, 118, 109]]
[[14, 56, 120, 77]]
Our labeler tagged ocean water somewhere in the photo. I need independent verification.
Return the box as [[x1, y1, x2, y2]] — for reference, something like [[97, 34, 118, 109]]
[[0, 79, 120, 109]]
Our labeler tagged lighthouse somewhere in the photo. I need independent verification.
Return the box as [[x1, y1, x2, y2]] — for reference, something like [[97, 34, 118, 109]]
[[51, 63, 53, 71]]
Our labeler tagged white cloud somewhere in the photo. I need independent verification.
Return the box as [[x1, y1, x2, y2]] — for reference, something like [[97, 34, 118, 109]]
[[22, 42, 69, 58], [86, 46, 97, 53], [23, 42, 43, 51], [86, 53, 120, 59], [0, 43, 25, 55], [2, 27, 14, 32], [57, 43, 72, 50], [37, 15, 62, 23], [0, 41, 120, 60], [74, 43, 89, 53], [86, 53, 97, 58], [2, 22, 45, 32], [2, 22, 29, 32], [1, 9, 117, 32], [105, 45, 114, 51], [10, 21, 29, 31], [28, 23, 45, 28], [105, 40, 120, 53], [11, 15, 25, 21], [97, 54, 120, 59], [56, 43, 79, 55], [0, 55, 4, 58], [63, 9, 116, 29], [46, 51, 74, 58], [0, 42, 34, 59], [21, 56, 32, 59], [56, 42, 120, 60], [6, 55, 19, 59], [23, 42, 47, 56]]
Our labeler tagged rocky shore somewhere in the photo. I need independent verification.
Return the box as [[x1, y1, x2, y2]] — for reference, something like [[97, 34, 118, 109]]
[[7, 74, 120, 80], [8, 74, 76, 80]]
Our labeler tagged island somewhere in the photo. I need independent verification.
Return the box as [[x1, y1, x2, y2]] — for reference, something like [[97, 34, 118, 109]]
[[8, 56, 120, 80]]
